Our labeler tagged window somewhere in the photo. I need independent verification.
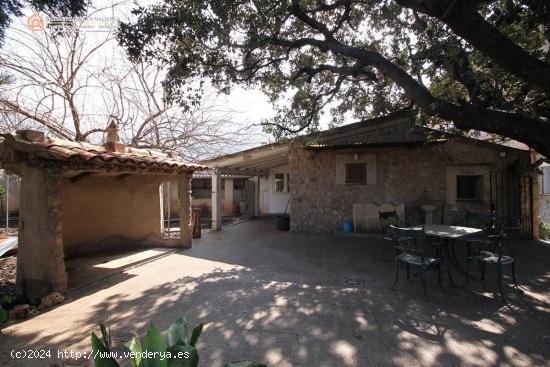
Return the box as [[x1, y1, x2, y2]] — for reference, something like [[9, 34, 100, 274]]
[[345, 163, 367, 184], [191, 178, 211, 199], [456, 175, 483, 201], [191, 178, 211, 190], [274, 173, 285, 192], [233, 178, 245, 190], [543, 166, 550, 194]]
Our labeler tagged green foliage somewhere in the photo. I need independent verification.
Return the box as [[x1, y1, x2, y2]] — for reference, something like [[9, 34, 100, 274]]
[[168, 318, 189, 347], [141, 325, 167, 367], [91, 332, 119, 367], [118, 0, 550, 146], [125, 333, 142, 367], [99, 321, 112, 352], [0, 306, 7, 325], [91, 318, 265, 367], [0, 294, 12, 325], [188, 324, 203, 347], [0, 186, 6, 197], [540, 222, 550, 240]]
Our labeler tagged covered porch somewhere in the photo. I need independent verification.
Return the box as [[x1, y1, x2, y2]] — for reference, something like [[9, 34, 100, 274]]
[[0, 128, 205, 303], [200, 143, 290, 230]]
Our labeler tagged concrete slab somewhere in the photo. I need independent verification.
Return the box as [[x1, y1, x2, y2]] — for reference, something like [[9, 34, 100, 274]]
[[66, 248, 179, 290], [0, 217, 549, 367]]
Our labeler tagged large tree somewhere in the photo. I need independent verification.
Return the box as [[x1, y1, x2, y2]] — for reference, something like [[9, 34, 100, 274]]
[[118, 0, 550, 157]]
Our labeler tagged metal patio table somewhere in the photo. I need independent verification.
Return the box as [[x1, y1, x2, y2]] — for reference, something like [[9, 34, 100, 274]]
[[408, 224, 484, 287]]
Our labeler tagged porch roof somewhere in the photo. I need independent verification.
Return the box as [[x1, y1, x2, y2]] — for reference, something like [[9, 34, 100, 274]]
[[200, 143, 289, 177], [201, 110, 532, 172]]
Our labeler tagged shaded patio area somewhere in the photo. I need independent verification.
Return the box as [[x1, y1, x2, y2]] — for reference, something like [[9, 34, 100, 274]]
[[0, 218, 549, 366]]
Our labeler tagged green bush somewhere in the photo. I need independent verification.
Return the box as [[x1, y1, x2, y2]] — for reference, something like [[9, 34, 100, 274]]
[[0, 295, 13, 326], [91, 318, 266, 367], [0, 307, 6, 325], [540, 222, 550, 240]]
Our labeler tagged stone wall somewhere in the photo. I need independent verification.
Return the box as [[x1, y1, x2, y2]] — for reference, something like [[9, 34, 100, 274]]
[[289, 141, 529, 233], [17, 166, 66, 304]]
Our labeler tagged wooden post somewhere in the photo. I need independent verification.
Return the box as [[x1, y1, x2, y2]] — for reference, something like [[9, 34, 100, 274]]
[[192, 208, 202, 238]]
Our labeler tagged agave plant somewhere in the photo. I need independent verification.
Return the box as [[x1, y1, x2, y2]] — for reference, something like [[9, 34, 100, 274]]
[[91, 318, 266, 367]]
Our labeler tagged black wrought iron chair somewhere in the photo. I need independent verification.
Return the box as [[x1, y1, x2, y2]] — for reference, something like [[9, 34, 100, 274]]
[[464, 211, 496, 230], [465, 220, 521, 301], [462, 211, 497, 268], [379, 210, 403, 257], [388, 225, 441, 298]]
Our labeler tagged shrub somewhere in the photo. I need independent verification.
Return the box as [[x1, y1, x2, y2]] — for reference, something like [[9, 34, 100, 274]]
[[91, 317, 266, 367], [540, 222, 550, 240], [0, 295, 13, 326]]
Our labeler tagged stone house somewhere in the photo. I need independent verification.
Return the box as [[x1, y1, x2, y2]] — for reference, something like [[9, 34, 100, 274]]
[[0, 127, 205, 303], [203, 111, 542, 238]]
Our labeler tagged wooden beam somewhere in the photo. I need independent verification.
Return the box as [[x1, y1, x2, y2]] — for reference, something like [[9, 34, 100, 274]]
[[217, 167, 268, 177]]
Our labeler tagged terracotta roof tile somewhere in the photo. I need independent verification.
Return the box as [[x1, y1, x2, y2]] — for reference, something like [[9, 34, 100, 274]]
[[0, 132, 206, 174]]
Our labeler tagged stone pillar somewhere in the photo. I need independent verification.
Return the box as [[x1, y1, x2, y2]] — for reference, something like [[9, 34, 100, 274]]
[[159, 182, 165, 234], [223, 178, 234, 216], [211, 168, 222, 231], [17, 166, 66, 304], [178, 173, 192, 247]]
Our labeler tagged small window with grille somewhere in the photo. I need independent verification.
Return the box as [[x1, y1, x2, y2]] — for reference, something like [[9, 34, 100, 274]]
[[456, 175, 483, 201], [274, 173, 285, 192], [345, 163, 367, 184]]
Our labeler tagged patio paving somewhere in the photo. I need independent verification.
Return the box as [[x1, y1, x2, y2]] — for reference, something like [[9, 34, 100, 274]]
[[0, 217, 549, 366]]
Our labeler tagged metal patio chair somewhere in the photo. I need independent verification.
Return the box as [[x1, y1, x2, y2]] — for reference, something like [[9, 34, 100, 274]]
[[465, 219, 521, 302], [388, 225, 441, 299], [461, 211, 497, 271], [464, 211, 496, 230], [379, 210, 403, 257]]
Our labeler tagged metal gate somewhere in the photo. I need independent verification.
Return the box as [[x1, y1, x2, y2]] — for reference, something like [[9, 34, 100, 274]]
[[520, 175, 534, 239], [490, 171, 533, 239]]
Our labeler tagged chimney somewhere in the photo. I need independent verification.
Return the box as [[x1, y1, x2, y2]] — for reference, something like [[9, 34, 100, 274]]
[[16, 129, 45, 142], [105, 121, 125, 153]]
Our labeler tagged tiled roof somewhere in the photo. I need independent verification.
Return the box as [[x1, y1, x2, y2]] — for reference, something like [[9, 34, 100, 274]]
[[0, 131, 206, 174]]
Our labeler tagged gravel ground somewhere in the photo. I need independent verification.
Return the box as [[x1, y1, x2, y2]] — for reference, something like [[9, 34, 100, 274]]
[[0, 228, 18, 238], [0, 255, 16, 297]]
